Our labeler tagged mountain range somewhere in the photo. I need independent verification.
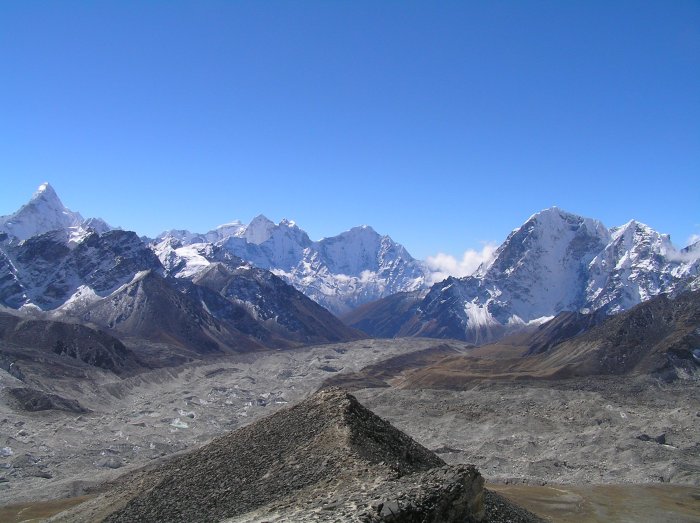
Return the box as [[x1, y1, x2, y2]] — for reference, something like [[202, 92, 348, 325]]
[[2, 183, 698, 350], [0, 184, 361, 366], [154, 215, 429, 315], [346, 208, 699, 343]]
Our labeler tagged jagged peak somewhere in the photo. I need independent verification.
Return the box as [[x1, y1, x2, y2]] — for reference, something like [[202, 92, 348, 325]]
[[526, 206, 590, 226], [81, 216, 112, 234], [355, 224, 377, 233], [248, 214, 275, 226], [244, 214, 277, 245], [525, 205, 566, 223], [607, 221, 675, 255], [337, 224, 380, 239], [0, 182, 86, 241], [32, 182, 59, 200], [28, 182, 69, 211], [682, 238, 700, 254], [508, 207, 610, 245], [610, 219, 656, 238]]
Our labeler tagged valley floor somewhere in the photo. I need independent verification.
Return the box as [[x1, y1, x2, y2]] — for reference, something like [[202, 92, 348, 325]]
[[354, 376, 700, 486], [1, 338, 698, 521]]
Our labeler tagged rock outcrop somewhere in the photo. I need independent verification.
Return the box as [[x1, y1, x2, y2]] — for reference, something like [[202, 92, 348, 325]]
[[5, 387, 89, 413], [0, 311, 142, 376], [51, 389, 541, 522]]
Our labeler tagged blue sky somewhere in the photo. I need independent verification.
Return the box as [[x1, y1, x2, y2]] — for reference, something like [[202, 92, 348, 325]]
[[2, 1, 698, 262]]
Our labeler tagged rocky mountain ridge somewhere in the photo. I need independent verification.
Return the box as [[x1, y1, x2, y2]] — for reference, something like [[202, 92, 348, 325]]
[[2, 184, 698, 345], [155, 216, 430, 315], [50, 388, 540, 523], [349, 208, 699, 343], [0, 187, 361, 360]]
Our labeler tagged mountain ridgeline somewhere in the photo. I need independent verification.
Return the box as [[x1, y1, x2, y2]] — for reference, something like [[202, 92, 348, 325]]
[[0, 185, 363, 371], [1, 184, 698, 352], [154, 216, 430, 316], [346, 208, 699, 343]]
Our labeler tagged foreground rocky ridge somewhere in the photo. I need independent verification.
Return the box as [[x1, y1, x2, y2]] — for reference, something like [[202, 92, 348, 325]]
[[0, 339, 454, 506], [50, 388, 540, 522]]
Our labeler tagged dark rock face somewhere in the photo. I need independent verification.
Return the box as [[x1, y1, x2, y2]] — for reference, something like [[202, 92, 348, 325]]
[[515, 290, 700, 379], [191, 262, 364, 346], [0, 311, 142, 376], [523, 309, 607, 356], [73, 270, 246, 354], [358, 465, 485, 522], [0, 230, 162, 310], [5, 387, 89, 413], [562, 290, 700, 378], [342, 291, 423, 338]]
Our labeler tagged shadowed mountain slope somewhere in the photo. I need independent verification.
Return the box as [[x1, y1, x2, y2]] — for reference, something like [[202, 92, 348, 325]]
[[190, 262, 364, 346], [342, 290, 424, 337], [400, 290, 700, 389], [0, 310, 142, 376], [72, 270, 265, 355], [327, 291, 700, 391]]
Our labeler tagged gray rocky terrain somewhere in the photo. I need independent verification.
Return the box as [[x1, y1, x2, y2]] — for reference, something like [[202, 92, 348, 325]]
[[0, 338, 454, 505], [1, 338, 698, 521], [354, 377, 700, 487]]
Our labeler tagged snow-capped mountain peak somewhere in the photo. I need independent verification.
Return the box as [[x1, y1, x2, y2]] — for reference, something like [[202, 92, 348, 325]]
[[33, 182, 63, 205], [0, 183, 113, 242], [380, 207, 699, 344], [212, 221, 245, 239], [0, 182, 83, 240], [243, 215, 276, 244], [153, 216, 428, 315]]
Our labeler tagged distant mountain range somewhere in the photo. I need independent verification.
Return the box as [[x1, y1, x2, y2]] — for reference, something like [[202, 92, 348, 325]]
[[0, 184, 433, 316], [154, 215, 429, 315], [0, 184, 362, 367], [2, 183, 698, 350], [346, 208, 699, 343]]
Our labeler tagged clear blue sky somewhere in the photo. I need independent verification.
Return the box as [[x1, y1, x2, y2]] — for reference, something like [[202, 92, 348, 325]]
[[2, 1, 698, 259]]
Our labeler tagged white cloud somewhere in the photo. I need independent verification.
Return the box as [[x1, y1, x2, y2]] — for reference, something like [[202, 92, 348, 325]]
[[426, 243, 497, 284], [663, 233, 700, 262]]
